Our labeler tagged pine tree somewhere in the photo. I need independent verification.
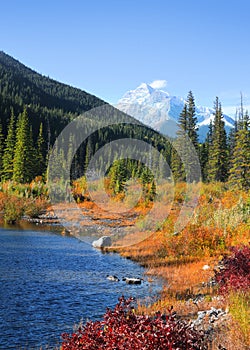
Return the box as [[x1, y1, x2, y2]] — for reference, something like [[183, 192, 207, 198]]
[[200, 121, 213, 181], [85, 137, 94, 172], [36, 123, 46, 178], [171, 91, 199, 182], [186, 91, 198, 149], [178, 104, 188, 133], [67, 133, 76, 179], [13, 107, 36, 183], [108, 159, 127, 195], [171, 104, 188, 181], [2, 109, 16, 180], [207, 97, 228, 182], [228, 111, 250, 189], [0, 123, 4, 178], [47, 138, 66, 181]]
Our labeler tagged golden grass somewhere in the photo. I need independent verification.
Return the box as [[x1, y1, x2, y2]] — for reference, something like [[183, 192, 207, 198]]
[[228, 291, 250, 346], [62, 180, 250, 349], [109, 183, 250, 349]]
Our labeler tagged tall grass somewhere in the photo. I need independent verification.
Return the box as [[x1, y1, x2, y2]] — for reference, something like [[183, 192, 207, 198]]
[[228, 291, 250, 346], [0, 179, 48, 223]]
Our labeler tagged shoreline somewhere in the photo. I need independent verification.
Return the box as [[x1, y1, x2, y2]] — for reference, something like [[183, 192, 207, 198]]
[[2, 193, 249, 349], [43, 199, 249, 349]]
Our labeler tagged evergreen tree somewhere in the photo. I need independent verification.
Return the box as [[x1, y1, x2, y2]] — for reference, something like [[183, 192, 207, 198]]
[[207, 97, 228, 182], [84, 137, 94, 172], [2, 109, 16, 180], [47, 138, 66, 181], [108, 159, 127, 195], [171, 91, 199, 182], [0, 123, 4, 178], [228, 111, 250, 189], [227, 109, 239, 166], [36, 123, 46, 178], [171, 146, 186, 182], [178, 104, 188, 133], [13, 107, 36, 183], [200, 121, 213, 181], [171, 104, 188, 181], [67, 133, 76, 179], [186, 91, 198, 149]]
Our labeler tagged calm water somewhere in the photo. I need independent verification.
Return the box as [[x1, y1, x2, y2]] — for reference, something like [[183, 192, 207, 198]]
[[0, 227, 161, 349]]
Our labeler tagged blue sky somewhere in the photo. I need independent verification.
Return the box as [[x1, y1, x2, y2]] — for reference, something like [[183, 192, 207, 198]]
[[1, 0, 250, 116]]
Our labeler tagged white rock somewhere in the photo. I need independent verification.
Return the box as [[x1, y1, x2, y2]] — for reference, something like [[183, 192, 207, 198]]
[[107, 275, 119, 282], [92, 236, 112, 248], [123, 277, 142, 285]]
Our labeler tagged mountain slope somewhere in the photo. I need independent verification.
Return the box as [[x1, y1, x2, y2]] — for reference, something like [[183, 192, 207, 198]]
[[0, 51, 105, 113], [0, 51, 107, 142], [0, 52, 173, 180], [116, 83, 235, 141]]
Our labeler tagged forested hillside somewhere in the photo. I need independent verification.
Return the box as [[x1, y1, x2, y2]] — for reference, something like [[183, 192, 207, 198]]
[[0, 51, 106, 143], [0, 51, 172, 183]]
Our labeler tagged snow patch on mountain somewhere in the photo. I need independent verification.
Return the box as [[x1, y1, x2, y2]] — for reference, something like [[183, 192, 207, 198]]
[[116, 82, 235, 141]]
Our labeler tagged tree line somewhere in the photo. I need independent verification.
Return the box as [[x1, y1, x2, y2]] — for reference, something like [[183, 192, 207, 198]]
[[105, 92, 250, 192], [0, 106, 172, 186], [0, 107, 46, 182], [171, 91, 249, 189], [0, 91, 249, 193], [1, 52, 249, 191]]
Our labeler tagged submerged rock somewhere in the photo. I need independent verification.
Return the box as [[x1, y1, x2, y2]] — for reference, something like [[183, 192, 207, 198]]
[[123, 277, 142, 285], [107, 275, 120, 282]]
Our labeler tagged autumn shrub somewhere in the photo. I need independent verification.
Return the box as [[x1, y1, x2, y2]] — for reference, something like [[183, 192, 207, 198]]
[[3, 195, 25, 224], [61, 296, 207, 350], [0, 180, 48, 199], [214, 245, 250, 294], [206, 200, 250, 234], [72, 176, 88, 202], [29, 177, 48, 198], [173, 182, 187, 204], [24, 197, 49, 218], [200, 182, 226, 200], [0, 179, 49, 223], [213, 245, 250, 348], [0, 191, 7, 211], [155, 225, 227, 262], [220, 189, 248, 209]]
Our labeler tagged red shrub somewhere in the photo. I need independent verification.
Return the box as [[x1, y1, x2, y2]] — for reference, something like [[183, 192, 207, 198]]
[[61, 297, 207, 350], [215, 245, 250, 294]]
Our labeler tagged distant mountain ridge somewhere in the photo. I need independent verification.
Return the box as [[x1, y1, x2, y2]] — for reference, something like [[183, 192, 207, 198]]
[[116, 82, 235, 141]]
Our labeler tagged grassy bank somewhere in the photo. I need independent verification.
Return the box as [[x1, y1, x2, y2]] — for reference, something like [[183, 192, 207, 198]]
[[0, 178, 49, 224], [106, 182, 250, 349], [53, 179, 250, 349]]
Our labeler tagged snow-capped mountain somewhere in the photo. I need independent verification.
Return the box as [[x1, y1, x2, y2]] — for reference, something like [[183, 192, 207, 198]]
[[116, 82, 235, 141]]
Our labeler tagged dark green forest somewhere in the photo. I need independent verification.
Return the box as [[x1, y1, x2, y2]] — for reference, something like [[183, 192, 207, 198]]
[[0, 51, 249, 191], [0, 51, 172, 185]]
